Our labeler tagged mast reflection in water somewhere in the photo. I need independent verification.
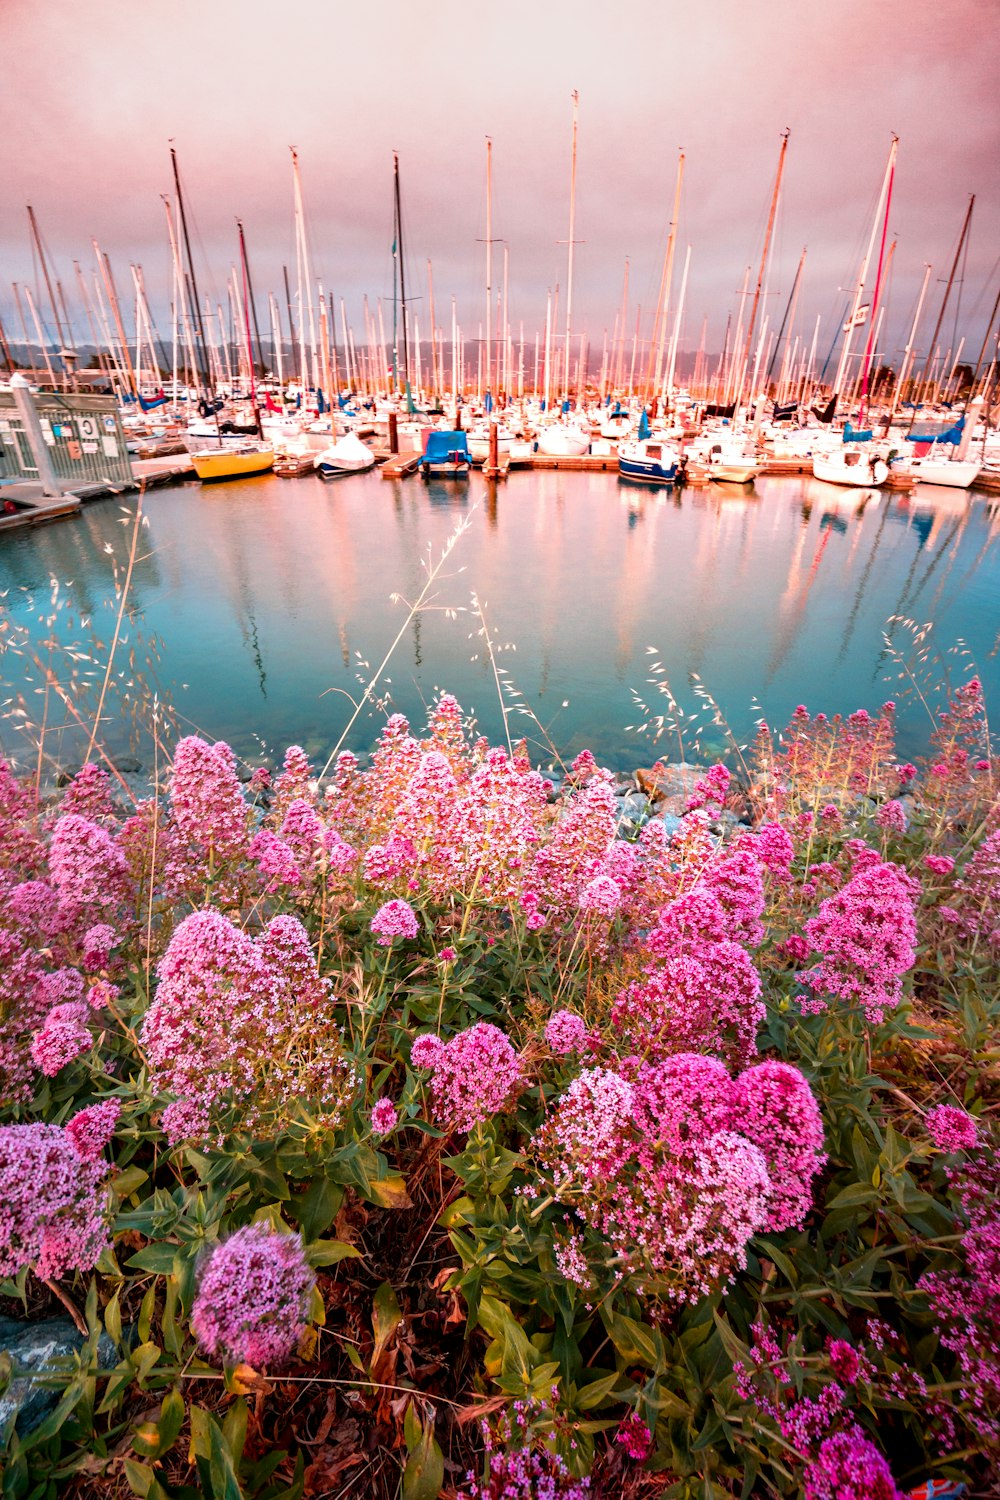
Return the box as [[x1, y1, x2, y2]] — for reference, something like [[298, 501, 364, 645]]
[[0, 470, 997, 769]]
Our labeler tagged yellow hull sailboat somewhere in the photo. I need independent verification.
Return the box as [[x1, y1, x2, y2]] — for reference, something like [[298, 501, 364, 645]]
[[190, 445, 275, 483]]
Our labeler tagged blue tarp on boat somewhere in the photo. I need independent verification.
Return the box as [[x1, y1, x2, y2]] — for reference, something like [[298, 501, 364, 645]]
[[417, 431, 472, 469], [843, 421, 874, 443], [638, 409, 651, 440], [909, 415, 965, 445]]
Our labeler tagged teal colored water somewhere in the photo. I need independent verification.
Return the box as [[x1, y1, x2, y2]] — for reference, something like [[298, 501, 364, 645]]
[[0, 469, 997, 772]]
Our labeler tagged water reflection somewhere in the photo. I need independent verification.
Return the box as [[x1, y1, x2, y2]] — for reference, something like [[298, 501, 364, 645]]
[[0, 468, 997, 769]]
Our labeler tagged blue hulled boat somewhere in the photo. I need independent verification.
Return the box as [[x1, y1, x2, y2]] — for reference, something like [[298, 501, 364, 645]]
[[617, 437, 681, 486]]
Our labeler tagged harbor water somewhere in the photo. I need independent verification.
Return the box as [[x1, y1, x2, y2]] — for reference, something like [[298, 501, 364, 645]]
[[0, 469, 997, 773]]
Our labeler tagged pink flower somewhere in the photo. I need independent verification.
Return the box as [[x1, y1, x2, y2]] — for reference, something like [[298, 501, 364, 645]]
[[82, 923, 118, 969], [926, 1104, 978, 1153], [48, 814, 128, 910], [191, 1223, 315, 1368], [0, 1123, 110, 1279], [545, 1010, 588, 1055], [370, 1098, 399, 1135], [324, 828, 359, 874], [578, 874, 621, 918], [754, 822, 795, 877], [31, 1002, 92, 1076], [87, 979, 120, 1012], [804, 855, 919, 1024], [65, 1099, 121, 1161], [370, 899, 419, 945], [735, 1060, 825, 1232], [170, 737, 249, 861], [429, 1022, 523, 1133], [896, 763, 917, 784], [615, 1414, 653, 1460], [923, 854, 955, 875], [875, 800, 907, 833], [685, 762, 730, 813], [162, 1098, 211, 1146], [827, 1338, 861, 1384], [439, 946, 457, 964], [410, 1033, 444, 1069], [803, 1425, 901, 1500]]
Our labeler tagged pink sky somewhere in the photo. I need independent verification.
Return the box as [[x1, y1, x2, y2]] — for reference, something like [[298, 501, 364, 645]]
[[3, 0, 999, 366]]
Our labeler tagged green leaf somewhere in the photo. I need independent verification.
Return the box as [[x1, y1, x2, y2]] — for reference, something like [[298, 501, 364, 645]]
[[104, 1290, 123, 1345], [127, 1243, 180, 1274], [366, 1174, 412, 1209], [295, 1177, 344, 1241], [401, 1411, 445, 1500], [304, 1239, 361, 1268], [111, 1165, 150, 1198], [372, 1282, 403, 1369], [575, 1372, 624, 1411], [123, 1459, 154, 1497]]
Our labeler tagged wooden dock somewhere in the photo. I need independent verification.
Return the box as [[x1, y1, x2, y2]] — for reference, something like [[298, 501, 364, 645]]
[[482, 453, 511, 479], [0, 484, 82, 531], [379, 451, 422, 479], [973, 468, 1000, 496], [529, 452, 619, 471]]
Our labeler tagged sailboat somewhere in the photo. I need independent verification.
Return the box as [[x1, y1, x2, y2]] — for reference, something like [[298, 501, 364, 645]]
[[190, 218, 273, 482]]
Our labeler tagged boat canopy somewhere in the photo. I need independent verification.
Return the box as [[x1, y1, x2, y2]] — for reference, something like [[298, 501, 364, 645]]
[[908, 415, 965, 445], [418, 431, 472, 467], [843, 421, 874, 443], [638, 409, 651, 440]]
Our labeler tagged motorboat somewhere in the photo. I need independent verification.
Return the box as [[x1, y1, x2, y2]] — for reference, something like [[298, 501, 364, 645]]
[[417, 431, 473, 478], [618, 437, 680, 485], [315, 432, 376, 478]]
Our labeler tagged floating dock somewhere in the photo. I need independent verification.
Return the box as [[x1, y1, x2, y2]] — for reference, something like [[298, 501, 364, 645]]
[[379, 451, 422, 479]]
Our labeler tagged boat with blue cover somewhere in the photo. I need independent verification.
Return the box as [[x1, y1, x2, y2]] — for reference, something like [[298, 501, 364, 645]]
[[418, 431, 472, 478]]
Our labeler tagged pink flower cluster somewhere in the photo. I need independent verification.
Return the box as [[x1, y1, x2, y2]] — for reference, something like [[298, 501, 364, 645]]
[[545, 1010, 588, 1055], [170, 736, 250, 866], [30, 1001, 92, 1076], [615, 1414, 653, 1460], [191, 1223, 315, 1368], [370, 898, 419, 945], [803, 1426, 901, 1500], [0, 1122, 110, 1279], [370, 1098, 399, 1135], [414, 1022, 523, 1133], [65, 1099, 121, 1161], [803, 852, 919, 1023], [926, 1104, 978, 1153], [48, 813, 128, 913], [143, 909, 353, 1136], [459, 1400, 591, 1500], [616, 885, 763, 1068], [534, 1053, 823, 1298], [685, 762, 731, 813]]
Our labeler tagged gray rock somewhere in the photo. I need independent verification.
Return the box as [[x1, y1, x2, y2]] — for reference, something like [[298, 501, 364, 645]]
[[618, 793, 650, 825], [0, 1316, 117, 1441], [111, 756, 142, 775], [650, 812, 684, 841]]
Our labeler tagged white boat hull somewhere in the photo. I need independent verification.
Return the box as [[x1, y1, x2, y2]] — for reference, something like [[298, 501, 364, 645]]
[[812, 450, 888, 487]]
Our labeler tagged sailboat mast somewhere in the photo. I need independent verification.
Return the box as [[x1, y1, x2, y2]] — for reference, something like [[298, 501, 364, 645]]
[[646, 149, 684, 398], [484, 137, 493, 397], [394, 153, 410, 394], [564, 89, 579, 401], [833, 135, 897, 399], [237, 221, 261, 434], [916, 193, 975, 401], [26, 205, 67, 354], [742, 129, 789, 385], [170, 148, 210, 392]]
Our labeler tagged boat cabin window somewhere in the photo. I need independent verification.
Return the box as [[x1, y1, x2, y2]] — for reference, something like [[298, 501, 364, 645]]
[[845, 451, 860, 466], [648, 444, 661, 458]]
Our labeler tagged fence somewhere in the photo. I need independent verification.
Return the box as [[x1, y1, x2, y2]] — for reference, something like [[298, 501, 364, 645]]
[[0, 390, 133, 490]]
